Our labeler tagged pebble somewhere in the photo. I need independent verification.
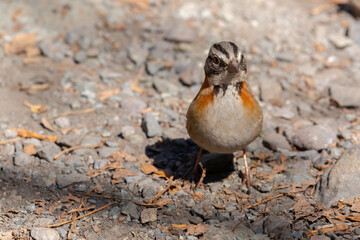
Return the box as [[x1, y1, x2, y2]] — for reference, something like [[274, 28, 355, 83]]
[[86, 48, 100, 58], [25, 203, 36, 212], [317, 144, 360, 206], [54, 117, 70, 129], [146, 61, 164, 75], [94, 159, 108, 170], [98, 147, 117, 158], [330, 84, 360, 107], [140, 208, 157, 223], [81, 136, 101, 146], [329, 34, 353, 49], [285, 160, 314, 184], [292, 125, 337, 150], [121, 125, 136, 138], [121, 202, 140, 220], [4, 129, 17, 138], [141, 185, 158, 199], [179, 65, 203, 86], [39, 40, 66, 62], [56, 173, 89, 188], [153, 79, 178, 95], [23, 138, 43, 149], [13, 152, 33, 166], [142, 112, 162, 138], [128, 43, 148, 66], [31, 227, 60, 240], [3, 144, 15, 156], [109, 206, 121, 220], [37, 142, 61, 162], [165, 22, 197, 43], [78, 36, 91, 50], [259, 77, 282, 103], [262, 130, 291, 151], [74, 50, 87, 63], [263, 215, 289, 238], [121, 96, 147, 113], [101, 131, 111, 137]]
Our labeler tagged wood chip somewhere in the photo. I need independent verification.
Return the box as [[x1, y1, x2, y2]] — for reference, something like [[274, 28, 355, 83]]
[[23, 144, 37, 155], [24, 100, 47, 114], [141, 163, 158, 174], [4, 33, 36, 55], [97, 88, 120, 101], [14, 129, 57, 142]]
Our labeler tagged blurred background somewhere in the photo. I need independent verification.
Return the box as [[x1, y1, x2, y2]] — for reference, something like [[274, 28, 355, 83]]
[[0, 0, 360, 239]]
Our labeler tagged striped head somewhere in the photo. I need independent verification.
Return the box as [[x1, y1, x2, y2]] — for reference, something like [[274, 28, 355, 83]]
[[204, 41, 247, 86]]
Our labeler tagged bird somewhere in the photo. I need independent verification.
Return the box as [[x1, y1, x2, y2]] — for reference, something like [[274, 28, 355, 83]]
[[186, 41, 263, 191]]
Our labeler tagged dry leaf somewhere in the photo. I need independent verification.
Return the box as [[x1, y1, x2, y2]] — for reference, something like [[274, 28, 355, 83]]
[[97, 88, 120, 101], [141, 163, 158, 174], [186, 224, 208, 236], [15, 129, 58, 142], [41, 117, 57, 132], [169, 185, 181, 194], [24, 100, 47, 113], [4, 33, 36, 55], [23, 144, 37, 155], [293, 197, 312, 220], [110, 150, 125, 162], [172, 224, 188, 231], [271, 154, 287, 174], [112, 169, 138, 179], [152, 170, 172, 179], [91, 225, 101, 233]]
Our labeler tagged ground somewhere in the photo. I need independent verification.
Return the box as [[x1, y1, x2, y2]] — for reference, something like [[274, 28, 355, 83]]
[[1, 0, 360, 239]]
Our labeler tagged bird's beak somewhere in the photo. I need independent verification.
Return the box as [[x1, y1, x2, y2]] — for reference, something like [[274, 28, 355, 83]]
[[227, 59, 239, 73]]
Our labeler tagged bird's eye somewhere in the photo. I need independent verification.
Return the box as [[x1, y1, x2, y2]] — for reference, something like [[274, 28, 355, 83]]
[[212, 56, 220, 65]]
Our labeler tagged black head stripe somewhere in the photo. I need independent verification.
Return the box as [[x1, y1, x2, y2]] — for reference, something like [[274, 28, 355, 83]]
[[213, 43, 229, 59], [229, 42, 238, 57]]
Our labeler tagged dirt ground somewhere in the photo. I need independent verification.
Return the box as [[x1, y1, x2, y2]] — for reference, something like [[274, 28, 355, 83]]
[[1, 0, 360, 239]]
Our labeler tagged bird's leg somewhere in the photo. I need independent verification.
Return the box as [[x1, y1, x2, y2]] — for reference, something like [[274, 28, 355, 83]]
[[193, 147, 203, 176], [242, 149, 251, 192]]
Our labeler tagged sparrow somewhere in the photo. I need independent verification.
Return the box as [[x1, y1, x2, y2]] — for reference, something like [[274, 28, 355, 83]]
[[186, 41, 263, 190]]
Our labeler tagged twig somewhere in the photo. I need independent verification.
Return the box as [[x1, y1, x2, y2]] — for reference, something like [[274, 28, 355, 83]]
[[49, 62, 95, 76], [131, 65, 145, 94], [47, 108, 95, 120], [307, 222, 359, 237], [245, 189, 295, 209], [48, 202, 115, 228], [0, 137, 21, 145], [194, 163, 206, 191], [53, 144, 90, 160], [148, 176, 173, 203], [69, 189, 171, 207]]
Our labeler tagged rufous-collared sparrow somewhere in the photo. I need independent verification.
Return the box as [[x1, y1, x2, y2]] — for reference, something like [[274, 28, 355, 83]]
[[186, 41, 263, 191]]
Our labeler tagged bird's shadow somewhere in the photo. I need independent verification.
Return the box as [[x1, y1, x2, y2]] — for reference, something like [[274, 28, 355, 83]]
[[145, 138, 235, 183]]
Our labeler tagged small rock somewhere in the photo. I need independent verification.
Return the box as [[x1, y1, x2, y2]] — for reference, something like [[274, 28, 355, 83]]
[[142, 185, 158, 199], [292, 125, 337, 150], [121, 202, 140, 220], [128, 43, 148, 66], [4, 129, 17, 138], [78, 36, 91, 50], [97, 147, 117, 158], [31, 227, 60, 240], [141, 208, 157, 223], [3, 144, 15, 156], [25, 203, 36, 212], [317, 144, 360, 206], [37, 142, 61, 162], [121, 125, 136, 139], [57, 134, 81, 147], [263, 215, 290, 238], [121, 96, 147, 113], [142, 112, 162, 138], [23, 138, 43, 149], [165, 22, 197, 43], [262, 130, 291, 151], [260, 78, 282, 103], [109, 206, 121, 220], [54, 117, 70, 129], [74, 50, 87, 63], [94, 159, 107, 170], [39, 40, 66, 62], [285, 160, 314, 184], [179, 65, 203, 86], [153, 79, 178, 95], [329, 34, 353, 49], [14, 152, 33, 166], [86, 48, 100, 58], [81, 136, 101, 146], [56, 173, 89, 188], [330, 84, 360, 107], [101, 131, 111, 137], [146, 61, 163, 75]]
